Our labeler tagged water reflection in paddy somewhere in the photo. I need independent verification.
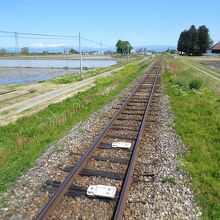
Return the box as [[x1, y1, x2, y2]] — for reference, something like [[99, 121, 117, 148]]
[[0, 59, 117, 84]]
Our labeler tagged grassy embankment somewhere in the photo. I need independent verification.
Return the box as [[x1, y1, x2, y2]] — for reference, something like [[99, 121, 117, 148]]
[[49, 65, 120, 84], [163, 56, 220, 219], [0, 60, 150, 192], [48, 57, 143, 84]]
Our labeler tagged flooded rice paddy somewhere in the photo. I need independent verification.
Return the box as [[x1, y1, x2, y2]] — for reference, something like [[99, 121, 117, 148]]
[[0, 59, 117, 84], [200, 61, 220, 71]]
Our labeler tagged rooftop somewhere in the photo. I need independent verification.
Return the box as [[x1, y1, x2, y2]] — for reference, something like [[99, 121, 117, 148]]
[[210, 41, 220, 50]]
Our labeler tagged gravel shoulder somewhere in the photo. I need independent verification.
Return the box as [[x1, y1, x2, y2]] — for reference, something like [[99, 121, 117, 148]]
[[0, 76, 202, 219], [124, 93, 202, 219]]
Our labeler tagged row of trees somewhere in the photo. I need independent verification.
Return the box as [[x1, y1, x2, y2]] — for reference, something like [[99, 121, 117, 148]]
[[177, 25, 212, 56]]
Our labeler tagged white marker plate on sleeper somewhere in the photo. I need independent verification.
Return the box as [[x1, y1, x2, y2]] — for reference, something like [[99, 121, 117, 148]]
[[112, 142, 131, 149], [87, 185, 116, 198]]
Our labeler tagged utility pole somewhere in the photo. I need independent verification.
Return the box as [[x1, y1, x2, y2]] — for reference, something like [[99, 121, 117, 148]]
[[66, 48, 69, 68], [79, 32, 83, 76], [14, 31, 19, 54], [100, 42, 103, 55], [127, 45, 130, 63]]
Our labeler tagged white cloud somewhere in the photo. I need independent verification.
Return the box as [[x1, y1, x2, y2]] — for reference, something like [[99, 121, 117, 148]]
[[30, 43, 67, 48]]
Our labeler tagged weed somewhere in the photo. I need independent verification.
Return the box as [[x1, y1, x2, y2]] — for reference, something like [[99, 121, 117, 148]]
[[162, 177, 176, 185], [29, 89, 37, 93], [56, 146, 64, 152], [16, 134, 28, 147], [176, 165, 182, 172]]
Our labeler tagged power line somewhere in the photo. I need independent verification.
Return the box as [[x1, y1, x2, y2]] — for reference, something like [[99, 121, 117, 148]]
[[0, 30, 116, 76], [0, 35, 15, 38], [0, 30, 114, 47], [0, 35, 77, 40], [81, 36, 112, 47], [0, 30, 77, 38]]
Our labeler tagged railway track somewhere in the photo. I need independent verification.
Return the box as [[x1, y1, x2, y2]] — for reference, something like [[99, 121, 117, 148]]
[[35, 58, 162, 219]]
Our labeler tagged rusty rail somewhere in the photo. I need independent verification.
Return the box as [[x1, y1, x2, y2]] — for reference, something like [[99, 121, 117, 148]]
[[113, 59, 161, 220]]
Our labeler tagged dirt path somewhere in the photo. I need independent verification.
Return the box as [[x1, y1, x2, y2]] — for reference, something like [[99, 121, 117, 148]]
[[182, 59, 220, 82], [0, 67, 123, 125]]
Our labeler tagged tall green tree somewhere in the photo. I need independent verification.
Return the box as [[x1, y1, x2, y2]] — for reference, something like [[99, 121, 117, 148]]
[[177, 30, 189, 54], [188, 25, 199, 55], [69, 48, 79, 54], [177, 25, 212, 56], [198, 25, 212, 55], [116, 40, 133, 54]]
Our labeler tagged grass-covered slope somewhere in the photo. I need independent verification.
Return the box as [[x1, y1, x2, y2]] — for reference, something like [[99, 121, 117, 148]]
[[163, 56, 220, 219]]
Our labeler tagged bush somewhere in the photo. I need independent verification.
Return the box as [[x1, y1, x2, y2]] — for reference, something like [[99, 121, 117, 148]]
[[176, 78, 188, 88], [29, 89, 37, 93], [189, 78, 202, 90]]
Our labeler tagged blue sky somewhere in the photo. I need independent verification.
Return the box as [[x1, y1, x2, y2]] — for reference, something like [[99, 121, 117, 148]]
[[0, 0, 219, 48]]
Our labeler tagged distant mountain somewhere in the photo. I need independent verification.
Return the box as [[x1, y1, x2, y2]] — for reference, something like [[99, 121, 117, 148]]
[[5, 46, 113, 53]]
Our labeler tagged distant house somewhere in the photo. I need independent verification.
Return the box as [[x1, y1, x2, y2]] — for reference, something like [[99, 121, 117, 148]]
[[210, 41, 220, 53]]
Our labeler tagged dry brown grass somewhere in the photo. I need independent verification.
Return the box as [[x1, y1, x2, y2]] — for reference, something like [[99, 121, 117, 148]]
[[168, 61, 177, 73], [98, 84, 117, 96], [57, 116, 67, 125]]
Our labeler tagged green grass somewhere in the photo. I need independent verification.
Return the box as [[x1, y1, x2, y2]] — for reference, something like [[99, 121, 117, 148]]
[[50, 67, 111, 84], [164, 57, 220, 219], [48, 61, 127, 84], [0, 62, 148, 192], [162, 177, 176, 185]]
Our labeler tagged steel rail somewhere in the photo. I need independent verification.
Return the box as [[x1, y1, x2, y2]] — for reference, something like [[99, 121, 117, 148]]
[[35, 59, 158, 220], [113, 59, 161, 220]]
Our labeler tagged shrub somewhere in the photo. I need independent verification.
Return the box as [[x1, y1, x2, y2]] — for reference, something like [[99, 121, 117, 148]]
[[29, 89, 37, 93], [189, 78, 203, 90], [176, 78, 188, 88]]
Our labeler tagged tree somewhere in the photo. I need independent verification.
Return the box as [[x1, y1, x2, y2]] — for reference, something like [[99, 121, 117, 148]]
[[0, 48, 6, 54], [177, 30, 190, 55], [170, 49, 178, 54], [188, 25, 199, 55], [198, 25, 212, 55], [177, 25, 212, 56], [116, 40, 133, 54], [69, 48, 79, 54], [42, 50, 48, 54], [177, 31, 184, 54], [21, 47, 29, 54]]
